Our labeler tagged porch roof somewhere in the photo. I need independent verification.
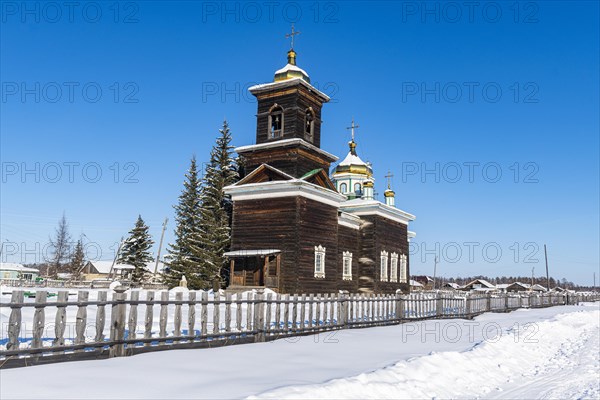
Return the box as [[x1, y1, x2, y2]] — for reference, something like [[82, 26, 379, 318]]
[[224, 249, 281, 257]]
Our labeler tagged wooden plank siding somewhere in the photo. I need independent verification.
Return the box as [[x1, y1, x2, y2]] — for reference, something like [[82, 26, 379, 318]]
[[365, 216, 410, 293], [254, 86, 325, 147], [240, 145, 333, 179], [230, 197, 299, 292], [295, 197, 340, 293], [337, 224, 360, 292]]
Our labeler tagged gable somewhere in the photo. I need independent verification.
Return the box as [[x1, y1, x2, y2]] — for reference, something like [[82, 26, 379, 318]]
[[235, 164, 294, 185], [299, 168, 337, 191]]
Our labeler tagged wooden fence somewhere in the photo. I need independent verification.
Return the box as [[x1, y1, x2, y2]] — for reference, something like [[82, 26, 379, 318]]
[[1, 289, 598, 369], [0, 278, 168, 290]]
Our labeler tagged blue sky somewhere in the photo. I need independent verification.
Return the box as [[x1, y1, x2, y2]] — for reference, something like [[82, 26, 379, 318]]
[[1, 1, 598, 285]]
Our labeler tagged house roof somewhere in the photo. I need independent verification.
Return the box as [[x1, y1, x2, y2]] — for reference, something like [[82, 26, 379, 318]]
[[409, 279, 423, 287], [443, 282, 460, 289], [464, 279, 495, 288], [85, 260, 134, 274], [507, 282, 531, 290], [224, 249, 281, 257], [0, 263, 39, 273]]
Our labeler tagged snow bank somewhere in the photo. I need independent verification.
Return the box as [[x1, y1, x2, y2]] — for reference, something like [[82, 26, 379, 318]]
[[1, 303, 598, 400], [254, 304, 600, 399]]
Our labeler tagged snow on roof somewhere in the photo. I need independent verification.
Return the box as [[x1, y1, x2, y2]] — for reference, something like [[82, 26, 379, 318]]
[[409, 279, 423, 287], [224, 249, 281, 257], [443, 282, 460, 289], [465, 279, 495, 288], [531, 284, 547, 291], [0, 263, 39, 273], [274, 63, 310, 78], [338, 151, 369, 168], [86, 260, 135, 274], [507, 282, 531, 290]]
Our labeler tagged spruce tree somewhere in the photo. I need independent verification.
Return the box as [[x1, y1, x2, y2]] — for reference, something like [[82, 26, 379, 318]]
[[164, 157, 206, 289], [117, 215, 155, 283], [198, 120, 239, 287], [69, 239, 85, 279]]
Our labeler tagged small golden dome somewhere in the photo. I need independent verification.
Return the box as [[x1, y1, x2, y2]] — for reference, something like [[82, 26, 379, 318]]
[[274, 49, 310, 83]]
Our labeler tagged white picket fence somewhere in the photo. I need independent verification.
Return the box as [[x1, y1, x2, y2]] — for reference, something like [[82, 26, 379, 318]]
[[1, 288, 597, 369]]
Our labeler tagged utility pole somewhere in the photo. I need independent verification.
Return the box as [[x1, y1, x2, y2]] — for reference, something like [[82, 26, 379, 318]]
[[531, 266, 535, 289], [433, 256, 438, 290], [544, 244, 550, 290], [594, 272, 596, 292], [108, 237, 124, 281], [0, 238, 8, 260], [154, 218, 168, 275]]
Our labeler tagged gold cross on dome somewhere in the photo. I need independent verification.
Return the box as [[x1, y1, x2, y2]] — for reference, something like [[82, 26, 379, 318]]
[[346, 118, 360, 142], [285, 24, 301, 49], [385, 171, 394, 189]]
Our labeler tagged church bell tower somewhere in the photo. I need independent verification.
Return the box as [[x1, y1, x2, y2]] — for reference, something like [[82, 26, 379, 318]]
[[237, 26, 337, 178]]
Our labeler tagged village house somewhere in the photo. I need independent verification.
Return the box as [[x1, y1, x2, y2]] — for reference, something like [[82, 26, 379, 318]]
[[0, 263, 39, 281], [460, 278, 496, 292], [412, 275, 434, 290], [223, 44, 416, 294], [80, 260, 166, 282]]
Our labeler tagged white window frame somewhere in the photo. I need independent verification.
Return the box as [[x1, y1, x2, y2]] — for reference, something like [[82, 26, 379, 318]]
[[314, 245, 326, 278], [268, 104, 284, 139], [399, 254, 408, 283], [380, 250, 389, 282], [342, 251, 352, 280], [390, 252, 398, 282]]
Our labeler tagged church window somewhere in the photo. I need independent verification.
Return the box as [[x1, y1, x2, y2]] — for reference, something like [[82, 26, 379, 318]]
[[380, 250, 389, 282], [339, 182, 348, 193], [342, 251, 352, 280], [399, 254, 408, 283], [390, 253, 398, 282], [354, 183, 362, 194], [268, 105, 283, 139], [305, 108, 315, 142], [314, 245, 326, 278]]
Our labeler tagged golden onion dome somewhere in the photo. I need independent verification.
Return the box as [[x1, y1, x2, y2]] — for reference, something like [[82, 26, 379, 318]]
[[274, 49, 310, 83], [333, 140, 373, 177]]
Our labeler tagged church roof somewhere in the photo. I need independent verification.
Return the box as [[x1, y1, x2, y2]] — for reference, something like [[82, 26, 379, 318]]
[[274, 63, 310, 82], [333, 141, 373, 177], [340, 198, 415, 225], [248, 78, 330, 103]]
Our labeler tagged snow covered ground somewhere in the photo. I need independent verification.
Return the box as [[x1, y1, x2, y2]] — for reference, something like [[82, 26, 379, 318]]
[[1, 303, 598, 400]]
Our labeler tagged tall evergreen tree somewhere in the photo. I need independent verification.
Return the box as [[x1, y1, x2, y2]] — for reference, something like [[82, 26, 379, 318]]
[[164, 157, 206, 289], [117, 215, 155, 283], [198, 120, 239, 286], [69, 239, 85, 278]]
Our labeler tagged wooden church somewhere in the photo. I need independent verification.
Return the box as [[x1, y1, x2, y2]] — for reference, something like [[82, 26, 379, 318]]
[[224, 34, 416, 294]]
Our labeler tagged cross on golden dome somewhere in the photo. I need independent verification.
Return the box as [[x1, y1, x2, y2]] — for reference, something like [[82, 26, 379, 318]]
[[285, 24, 301, 50], [385, 171, 394, 189]]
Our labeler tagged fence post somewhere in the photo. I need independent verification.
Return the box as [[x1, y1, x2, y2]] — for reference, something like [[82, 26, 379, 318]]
[[486, 292, 492, 312], [7, 290, 24, 351], [338, 290, 349, 328], [109, 286, 128, 357], [395, 289, 404, 321], [436, 291, 443, 317], [32, 290, 47, 349], [255, 288, 265, 342], [466, 293, 472, 317]]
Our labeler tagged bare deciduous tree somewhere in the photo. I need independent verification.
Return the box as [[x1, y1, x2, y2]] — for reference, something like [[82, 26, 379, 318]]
[[46, 213, 72, 278]]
